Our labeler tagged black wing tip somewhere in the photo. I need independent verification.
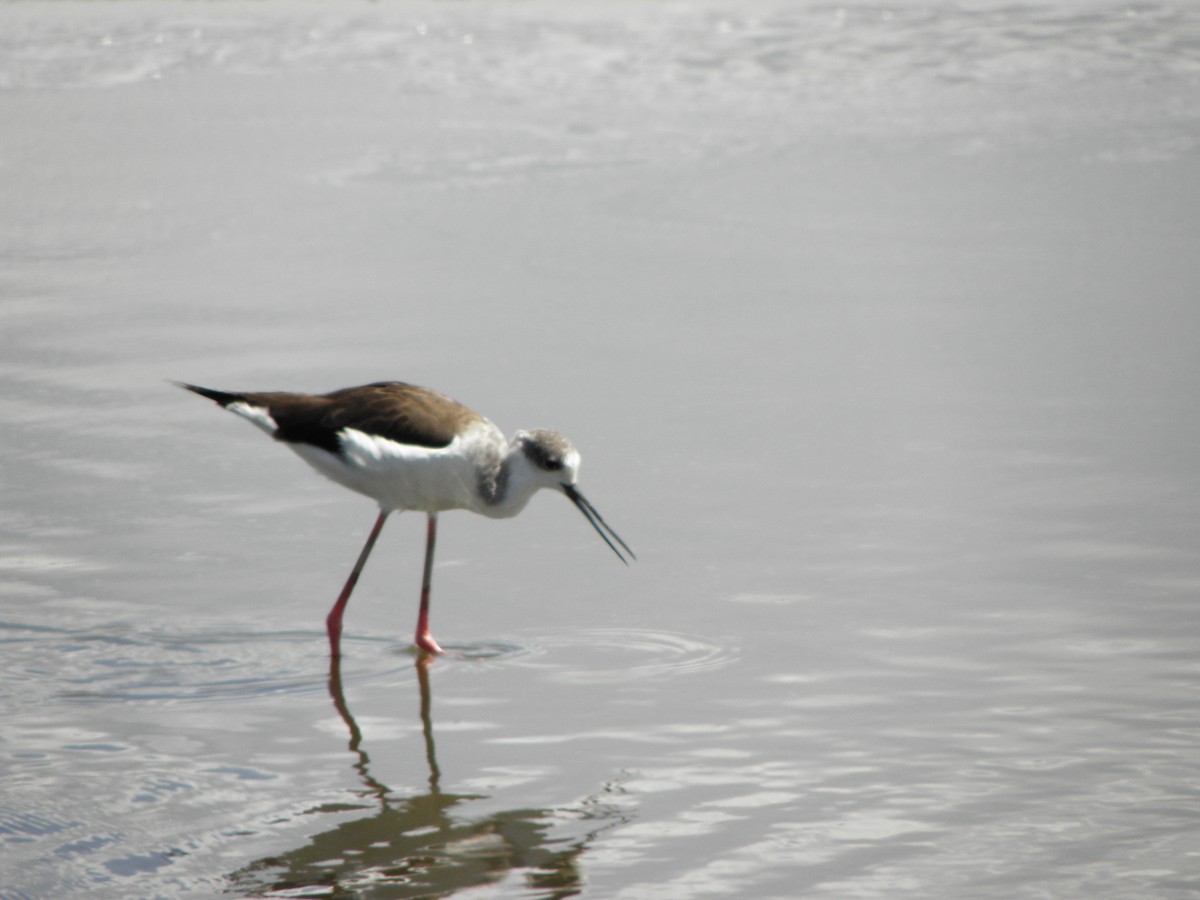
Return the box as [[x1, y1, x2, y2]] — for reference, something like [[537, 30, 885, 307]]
[[174, 381, 243, 407]]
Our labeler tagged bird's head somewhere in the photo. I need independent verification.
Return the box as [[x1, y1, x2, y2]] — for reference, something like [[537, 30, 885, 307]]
[[514, 429, 634, 565]]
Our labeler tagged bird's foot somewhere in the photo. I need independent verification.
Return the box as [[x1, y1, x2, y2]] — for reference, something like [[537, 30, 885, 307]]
[[414, 629, 445, 655], [326, 618, 344, 661]]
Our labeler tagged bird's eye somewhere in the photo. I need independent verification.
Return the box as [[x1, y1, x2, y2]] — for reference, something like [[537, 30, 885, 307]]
[[521, 437, 564, 470]]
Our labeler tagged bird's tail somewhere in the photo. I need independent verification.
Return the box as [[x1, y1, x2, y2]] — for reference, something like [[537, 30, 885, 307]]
[[174, 382, 246, 407]]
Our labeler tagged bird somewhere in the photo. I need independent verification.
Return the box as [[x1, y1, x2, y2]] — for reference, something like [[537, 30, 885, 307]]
[[177, 380, 634, 657]]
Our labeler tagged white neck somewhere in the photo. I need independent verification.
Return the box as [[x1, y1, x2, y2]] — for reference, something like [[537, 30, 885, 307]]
[[475, 440, 545, 519]]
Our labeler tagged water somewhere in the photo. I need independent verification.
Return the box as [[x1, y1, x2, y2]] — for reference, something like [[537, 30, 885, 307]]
[[3, 1, 1200, 896]]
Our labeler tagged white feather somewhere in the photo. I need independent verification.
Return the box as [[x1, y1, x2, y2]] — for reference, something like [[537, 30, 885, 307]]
[[226, 401, 278, 436], [288, 420, 506, 514]]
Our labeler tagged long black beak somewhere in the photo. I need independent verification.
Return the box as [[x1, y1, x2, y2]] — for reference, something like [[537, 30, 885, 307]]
[[562, 484, 635, 565]]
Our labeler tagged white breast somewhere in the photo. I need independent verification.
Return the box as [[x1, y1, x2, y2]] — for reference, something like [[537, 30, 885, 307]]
[[288, 420, 505, 514]]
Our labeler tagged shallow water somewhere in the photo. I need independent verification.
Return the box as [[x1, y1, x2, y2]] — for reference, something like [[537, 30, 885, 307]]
[[3, 1, 1200, 897]]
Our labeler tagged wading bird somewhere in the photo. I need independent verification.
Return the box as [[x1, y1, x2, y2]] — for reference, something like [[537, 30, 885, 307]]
[[178, 381, 633, 656]]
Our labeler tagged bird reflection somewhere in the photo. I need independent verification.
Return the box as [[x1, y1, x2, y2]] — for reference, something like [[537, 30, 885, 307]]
[[226, 653, 589, 898]]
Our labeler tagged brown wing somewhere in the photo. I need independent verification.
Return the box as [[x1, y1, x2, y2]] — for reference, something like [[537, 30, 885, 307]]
[[251, 382, 481, 454], [180, 381, 483, 455]]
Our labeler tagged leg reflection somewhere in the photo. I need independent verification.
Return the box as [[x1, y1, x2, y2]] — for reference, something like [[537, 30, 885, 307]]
[[327, 648, 390, 801], [416, 654, 441, 794], [227, 652, 590, 896]]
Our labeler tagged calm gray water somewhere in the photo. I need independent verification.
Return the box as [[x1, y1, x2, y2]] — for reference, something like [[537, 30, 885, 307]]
[[3, 1, 1200, 897]]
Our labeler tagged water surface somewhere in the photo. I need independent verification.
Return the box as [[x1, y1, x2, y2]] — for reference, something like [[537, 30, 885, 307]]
[[3, 1, 1200, 897]]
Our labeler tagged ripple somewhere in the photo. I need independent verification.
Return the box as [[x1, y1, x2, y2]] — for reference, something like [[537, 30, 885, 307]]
[[4, 622, 733, 700], [415, 640, 530, 663], [502, 628, 738, 683], [1, 623, 413, 704]]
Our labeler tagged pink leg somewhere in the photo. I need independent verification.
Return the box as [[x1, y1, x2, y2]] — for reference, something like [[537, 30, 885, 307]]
[[414, 512, 444, 655], [327, 510, 389, 659]]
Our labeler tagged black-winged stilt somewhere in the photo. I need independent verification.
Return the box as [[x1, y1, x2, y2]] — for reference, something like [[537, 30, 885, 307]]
[[178, 381, 633, 656]]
